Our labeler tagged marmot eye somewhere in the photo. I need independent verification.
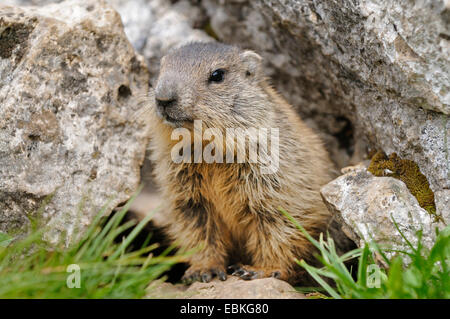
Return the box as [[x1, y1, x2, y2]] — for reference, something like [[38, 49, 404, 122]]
[[209, 69, 225, 83]]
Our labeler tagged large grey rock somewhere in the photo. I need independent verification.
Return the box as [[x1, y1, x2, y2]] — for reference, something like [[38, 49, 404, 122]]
[[198, 0, 449, 191], [320, 168, 447, 259], [0, 0, 151, 245]]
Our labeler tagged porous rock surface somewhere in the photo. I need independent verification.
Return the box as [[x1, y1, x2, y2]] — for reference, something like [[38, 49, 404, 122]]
[[0, 0, 151, 244], [4, 0, 214, 82], [146, 277, 305, 299], [321, 167, 448, 258]]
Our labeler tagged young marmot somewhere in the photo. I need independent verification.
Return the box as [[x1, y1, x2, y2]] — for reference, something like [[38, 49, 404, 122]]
[[148, 42, 352, 285]]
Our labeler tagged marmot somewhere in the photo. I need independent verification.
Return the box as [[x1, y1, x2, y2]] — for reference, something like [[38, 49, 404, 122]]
[[148, 42, 352, 285]]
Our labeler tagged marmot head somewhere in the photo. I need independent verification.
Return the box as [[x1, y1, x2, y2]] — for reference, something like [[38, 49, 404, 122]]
[[154, 42, 268, 129]]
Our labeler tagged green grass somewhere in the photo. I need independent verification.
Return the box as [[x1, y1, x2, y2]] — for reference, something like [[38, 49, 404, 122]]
[[1, 194, 447, 299], [280, 208, 450, 299], [0, 194, 186, 299]]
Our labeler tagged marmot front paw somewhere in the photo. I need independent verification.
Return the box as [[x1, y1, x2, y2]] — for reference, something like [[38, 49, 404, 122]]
[[182, 264, 227, 284]]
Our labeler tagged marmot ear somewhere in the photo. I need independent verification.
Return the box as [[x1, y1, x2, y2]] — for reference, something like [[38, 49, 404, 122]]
[[240, 50, 262, 80]]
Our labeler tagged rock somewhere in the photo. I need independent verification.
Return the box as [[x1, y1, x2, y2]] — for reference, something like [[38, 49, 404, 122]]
[[3, 0, 213, 82], [146, 281, 188, 299], [435, 189, 450, 223], [320, 168, 446, 259], [2, 0, 60, 6], [0, 0, 151, 245], [146, 277, 305, 299], [197, 0, 449, 191]]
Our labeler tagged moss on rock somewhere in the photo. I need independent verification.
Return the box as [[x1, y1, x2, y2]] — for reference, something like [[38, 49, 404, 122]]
[[0, 21, 35, 62], [368, 151, 438, 218]]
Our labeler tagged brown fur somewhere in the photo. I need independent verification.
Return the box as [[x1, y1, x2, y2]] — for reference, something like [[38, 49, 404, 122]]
[[148, 42, 352, 285]]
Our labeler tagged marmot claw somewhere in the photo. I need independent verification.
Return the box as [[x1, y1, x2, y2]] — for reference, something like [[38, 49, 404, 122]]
[[182, 266, 227, 284]]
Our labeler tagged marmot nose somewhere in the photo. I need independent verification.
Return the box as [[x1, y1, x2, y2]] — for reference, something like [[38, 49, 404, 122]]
[[156, 97, 177, 110]]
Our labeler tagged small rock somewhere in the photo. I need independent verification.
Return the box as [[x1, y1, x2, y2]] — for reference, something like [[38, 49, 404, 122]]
[[320, 168, 445, 259], [146, 281, 188, 299], [146, 277, 305, 299]]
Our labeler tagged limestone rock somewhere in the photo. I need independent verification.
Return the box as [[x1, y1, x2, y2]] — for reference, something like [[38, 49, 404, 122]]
[[146, 277, 305, 299], [3, 0, 213, 82], [435, 189, 450, 224], [2, 0, 60, 6], [0, 0, 151, 245], [320, 168, 447, 259], [198, 0, 449, 191]]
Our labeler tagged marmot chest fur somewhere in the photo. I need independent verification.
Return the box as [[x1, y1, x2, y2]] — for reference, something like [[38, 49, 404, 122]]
[[148, 42, 350, 284]]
